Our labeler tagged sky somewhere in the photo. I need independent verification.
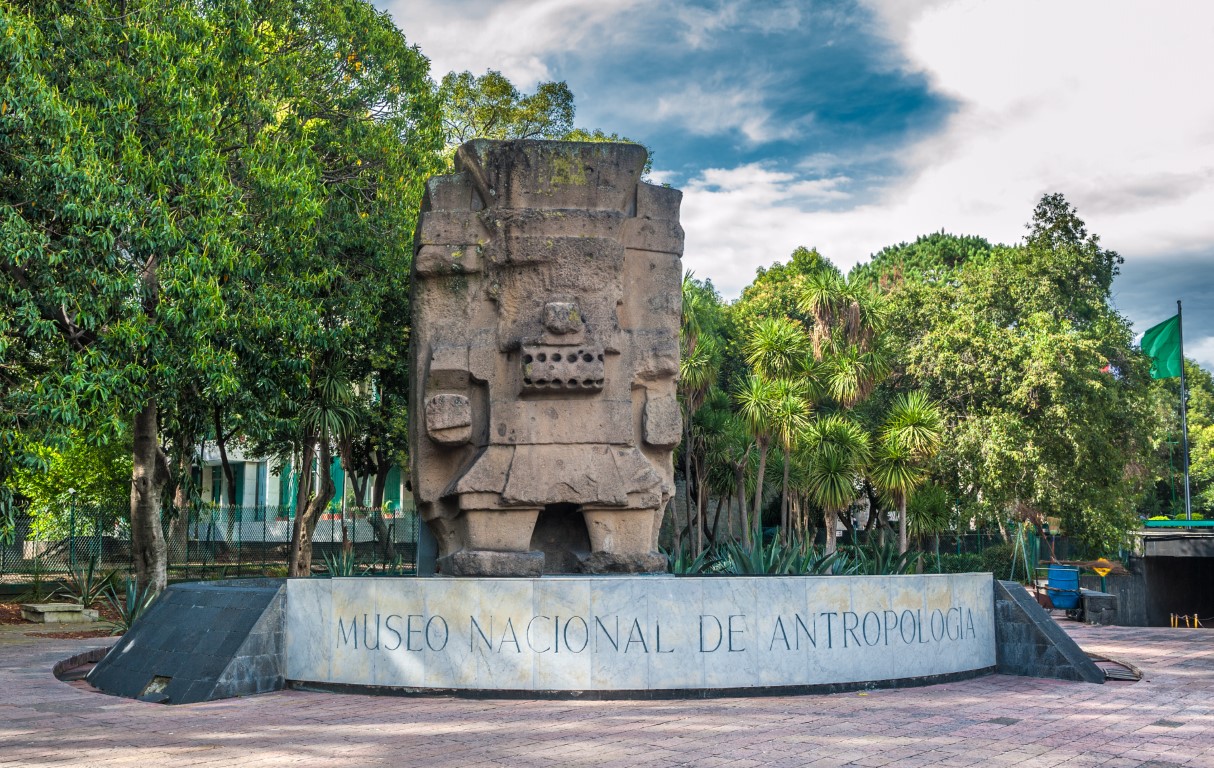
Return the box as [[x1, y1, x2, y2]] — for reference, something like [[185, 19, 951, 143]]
[[375, 0, 1214, 369]]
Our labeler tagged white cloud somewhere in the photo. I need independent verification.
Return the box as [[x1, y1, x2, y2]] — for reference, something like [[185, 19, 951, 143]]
[[653, 83, 807, 144], [1190, 335, 1214, 372], [380, 0, 642, 85], [674, 0, 806, 49], [680, 0, 1214, 299]]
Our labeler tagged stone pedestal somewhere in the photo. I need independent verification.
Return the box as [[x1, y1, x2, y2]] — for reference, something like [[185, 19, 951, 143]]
[[21, 603, 99, 623]]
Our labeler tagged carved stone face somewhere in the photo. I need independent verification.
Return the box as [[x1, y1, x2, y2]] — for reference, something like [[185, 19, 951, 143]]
[[410, 140, 683, 576]]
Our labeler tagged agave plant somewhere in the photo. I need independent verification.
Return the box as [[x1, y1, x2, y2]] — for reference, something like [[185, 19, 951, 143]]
[[665, 542, 717, 575], [103, 577, 160, 635], [322, 546, 363, 577], [847, 541, 921, 575], [58, 555, 118, 608], [716, 537, 798, 575]]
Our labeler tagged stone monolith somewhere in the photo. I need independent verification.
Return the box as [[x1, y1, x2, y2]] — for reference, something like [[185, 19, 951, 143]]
[[410, 140, 683, 576]]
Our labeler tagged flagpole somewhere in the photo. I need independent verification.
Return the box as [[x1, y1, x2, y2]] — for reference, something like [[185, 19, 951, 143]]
[[1178, 300, 1193, 522]]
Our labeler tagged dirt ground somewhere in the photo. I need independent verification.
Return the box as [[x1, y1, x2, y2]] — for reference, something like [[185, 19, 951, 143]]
[[0, 600, 121, 638]]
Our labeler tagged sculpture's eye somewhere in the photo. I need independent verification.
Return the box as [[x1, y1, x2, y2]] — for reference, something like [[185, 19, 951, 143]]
[[552, 353, 562, 362], [523, 354, 533, 364]]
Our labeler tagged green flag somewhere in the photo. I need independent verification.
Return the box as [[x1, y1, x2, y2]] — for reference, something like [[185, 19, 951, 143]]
[[1141, 314, 1182, 379]]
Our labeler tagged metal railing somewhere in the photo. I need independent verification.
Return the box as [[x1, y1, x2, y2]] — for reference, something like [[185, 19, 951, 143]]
[[0, 503, 420, 588]]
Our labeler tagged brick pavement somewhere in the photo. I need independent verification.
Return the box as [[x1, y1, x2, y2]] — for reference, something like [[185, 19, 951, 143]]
[[1, 621, 1211, 767]]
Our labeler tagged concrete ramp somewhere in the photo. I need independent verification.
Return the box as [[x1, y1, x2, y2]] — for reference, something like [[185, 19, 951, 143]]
[[88, 579, 285, 704], [994, 580, 1104, 684]]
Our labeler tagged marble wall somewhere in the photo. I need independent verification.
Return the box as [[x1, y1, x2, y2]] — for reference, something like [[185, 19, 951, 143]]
[[285, 574, 995, 692]]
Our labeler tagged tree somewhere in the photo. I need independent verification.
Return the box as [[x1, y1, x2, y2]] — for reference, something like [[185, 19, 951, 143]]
[[884, 195, 1157, 551], [2, 0, 251, 591], [439, 70, 574, 150], [734, 374, 780, 546], [850, 232, 993, 291], [803, 415, 871, 554], [742, 317, 813, 541], [436, 70, 654, 174], [679, 275, 724, 555], [870, 392, 944, 553], [1, 0, 442, 590]]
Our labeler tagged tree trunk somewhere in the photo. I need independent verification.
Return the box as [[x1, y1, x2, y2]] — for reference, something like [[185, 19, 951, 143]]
[[679, 414, 693, 557], [695, 468, 707, 556], [752, 440, 768, 544], [824, 507, 838, 555], [213, 406, 238, 507], [166, 450, 191, 565], [287, 440, 316, 577], [130, 402, 169, 593], [708, 496, 725, 544], [295, 438, 336, 575], [370, 446, 390, 509], [735, 463, 749, 548], [780, 453, 790, 544], [898, 493, 908, 554]]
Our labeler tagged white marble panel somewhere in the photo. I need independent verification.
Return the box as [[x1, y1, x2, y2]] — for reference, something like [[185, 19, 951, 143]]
[[532, 578, 593, 690], [588, 577, 650, 690], [284, 579, 331, 682], [284, 573, 998, 693], [643, 576, 702, 689]]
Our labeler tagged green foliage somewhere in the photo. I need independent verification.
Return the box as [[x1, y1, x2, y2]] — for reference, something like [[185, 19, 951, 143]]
[[851, 231, 994, 290], [439, 70, 574, 148], [436, 70, 653, 174], [1146, 360, 1214, 518], [321, 546, 363, 577], [103, 577, 160, 636], [58, 555, 118, 609], [845, 541, 920, 575], [883, 195, 1156, 551], [979, 544, 1016, 580], [1, 0, 444, 588], [906, 482, 953, 538], [704, 538, 849, 575], [934, 552, 984, 574], [7, 436, 130, 539]]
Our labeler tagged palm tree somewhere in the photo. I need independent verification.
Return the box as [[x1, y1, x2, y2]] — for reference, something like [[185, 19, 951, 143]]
[[803, 414, 871, 554], [735, 374, 780, 546], [679, 274, 721, 555], [872, 392, 944, 553], [744, 316, 809, 379], [288, 370, 360, 576], [769, 379, 811, 542], [679, 337, 720, 554]]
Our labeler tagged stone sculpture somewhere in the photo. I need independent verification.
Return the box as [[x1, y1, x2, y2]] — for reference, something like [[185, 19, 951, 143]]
[[410, 140, 683, 576]]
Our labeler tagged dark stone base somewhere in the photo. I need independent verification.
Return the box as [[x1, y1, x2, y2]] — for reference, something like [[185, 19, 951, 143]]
[[87, 578, 286, 704], [994, 580, 1104, 684], [290, 666, 996, 700], [1081, 589, 1119, 625], [439, 550, 545, 577], [578, 551, 668, 574]]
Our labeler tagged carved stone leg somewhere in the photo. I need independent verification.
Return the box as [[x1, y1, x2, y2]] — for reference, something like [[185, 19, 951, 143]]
[[579, 507, 668, 574], [438, 507, 544, 577]]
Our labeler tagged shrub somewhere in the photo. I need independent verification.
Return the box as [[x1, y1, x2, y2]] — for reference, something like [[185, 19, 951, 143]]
[[935, 552, 984, 573], [980, 544, 1015, 579]]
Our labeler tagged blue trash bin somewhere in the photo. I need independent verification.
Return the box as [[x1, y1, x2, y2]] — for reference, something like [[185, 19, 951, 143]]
[[1047, 564, 1081, 610]]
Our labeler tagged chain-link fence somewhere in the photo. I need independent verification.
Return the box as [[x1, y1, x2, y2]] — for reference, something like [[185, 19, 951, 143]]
[[0, 502, 420, 589]]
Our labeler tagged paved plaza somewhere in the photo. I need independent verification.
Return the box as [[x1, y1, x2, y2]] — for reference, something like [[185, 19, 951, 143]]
[[1, 621, 1211, 767]]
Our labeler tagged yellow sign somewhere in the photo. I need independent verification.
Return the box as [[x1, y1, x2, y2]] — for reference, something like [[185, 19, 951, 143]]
[[1092, 559, 1113, 578]]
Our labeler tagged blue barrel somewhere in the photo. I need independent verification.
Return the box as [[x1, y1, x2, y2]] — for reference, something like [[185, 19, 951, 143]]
[[1047, 564, 1081, 610]]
